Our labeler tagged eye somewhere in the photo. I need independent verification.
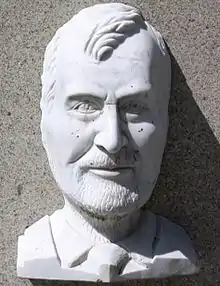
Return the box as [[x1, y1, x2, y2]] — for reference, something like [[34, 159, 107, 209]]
[[119, 100, 149, 122], [65, 97, 103, 115], [73, 100, 101, 114], [120, 101, 148, 114]]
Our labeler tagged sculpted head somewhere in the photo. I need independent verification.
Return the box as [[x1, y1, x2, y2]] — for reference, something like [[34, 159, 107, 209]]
[[40, 3, 171, 218]]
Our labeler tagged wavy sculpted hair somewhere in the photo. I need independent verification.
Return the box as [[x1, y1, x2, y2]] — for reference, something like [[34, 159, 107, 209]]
[[40, 4, 166, 112]]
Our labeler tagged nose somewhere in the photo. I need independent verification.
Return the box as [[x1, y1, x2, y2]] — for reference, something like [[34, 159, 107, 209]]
[[94, 105, 128, 154]]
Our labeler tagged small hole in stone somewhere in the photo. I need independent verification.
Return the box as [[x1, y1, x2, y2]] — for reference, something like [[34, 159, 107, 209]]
[[17, 184, 23, 196], [76, 135, 79, 138]]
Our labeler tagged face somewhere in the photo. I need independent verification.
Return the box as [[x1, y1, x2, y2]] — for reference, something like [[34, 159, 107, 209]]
[[41, 28, 170, 217]]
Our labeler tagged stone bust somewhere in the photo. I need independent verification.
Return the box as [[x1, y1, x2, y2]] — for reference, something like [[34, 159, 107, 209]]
[[17, 3, 198, 282]]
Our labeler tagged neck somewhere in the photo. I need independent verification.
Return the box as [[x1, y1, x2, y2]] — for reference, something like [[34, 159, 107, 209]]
[[62, 198, 141, 243]]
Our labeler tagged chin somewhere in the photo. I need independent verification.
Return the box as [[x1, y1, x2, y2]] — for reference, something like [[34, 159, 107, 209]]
[[57, 164, 156, 218], [64, 174, 153, 218], [67, 195, 142, 218]]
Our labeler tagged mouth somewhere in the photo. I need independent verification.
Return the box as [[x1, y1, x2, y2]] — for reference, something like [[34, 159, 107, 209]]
[[88, 166, 134, 178]]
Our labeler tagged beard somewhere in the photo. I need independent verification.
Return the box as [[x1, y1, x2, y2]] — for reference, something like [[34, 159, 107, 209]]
[[64, 167, 142, 217], [60, 146, 147, 217], [50, 145, 157, 218]]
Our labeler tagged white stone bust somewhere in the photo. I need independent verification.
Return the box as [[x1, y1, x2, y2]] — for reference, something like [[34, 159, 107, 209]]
[[17, 3, 198, 282]]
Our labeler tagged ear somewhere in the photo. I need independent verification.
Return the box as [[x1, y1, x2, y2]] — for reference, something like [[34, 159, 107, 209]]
[[145, 21, 167, 56]]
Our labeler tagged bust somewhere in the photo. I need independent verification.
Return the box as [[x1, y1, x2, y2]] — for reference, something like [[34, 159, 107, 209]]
[[17, 3, 198, 282]]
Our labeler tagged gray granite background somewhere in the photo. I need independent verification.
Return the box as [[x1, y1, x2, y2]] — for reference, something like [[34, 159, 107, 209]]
[[1, 0, 220, 285]]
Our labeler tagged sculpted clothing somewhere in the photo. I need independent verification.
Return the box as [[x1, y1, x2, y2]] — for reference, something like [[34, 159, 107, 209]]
[[17, 208, 198, 282]]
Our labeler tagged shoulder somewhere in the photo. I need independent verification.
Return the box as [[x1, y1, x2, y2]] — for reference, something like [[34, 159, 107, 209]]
[[152, 214, 199, 276], [17, 215, 59, 278]]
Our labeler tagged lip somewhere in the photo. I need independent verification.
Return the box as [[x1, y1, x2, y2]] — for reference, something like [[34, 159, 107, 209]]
[[89, 167, 134, 178]]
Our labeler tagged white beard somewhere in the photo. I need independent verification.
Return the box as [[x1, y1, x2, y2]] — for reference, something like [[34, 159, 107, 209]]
[[50, 146, 156, 218], [65, 167, 141, 217]]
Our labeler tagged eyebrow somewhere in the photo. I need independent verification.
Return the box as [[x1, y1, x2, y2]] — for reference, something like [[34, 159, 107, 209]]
[[65, 84, 106, 100], [115, 82, 151, 100]]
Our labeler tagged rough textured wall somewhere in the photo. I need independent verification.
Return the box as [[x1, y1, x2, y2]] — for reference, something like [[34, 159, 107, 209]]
[[0, 0, 219, 285]]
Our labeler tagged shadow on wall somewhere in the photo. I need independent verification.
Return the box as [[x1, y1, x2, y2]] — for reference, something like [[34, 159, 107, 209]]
[[30, 47, 220, 286]]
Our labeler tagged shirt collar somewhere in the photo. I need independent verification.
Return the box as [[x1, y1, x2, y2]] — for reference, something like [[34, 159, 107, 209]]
[[50, 207, 156, 269]]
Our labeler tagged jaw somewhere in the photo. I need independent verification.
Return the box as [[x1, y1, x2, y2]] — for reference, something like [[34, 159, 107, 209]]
[[63, 196, 142, 243]]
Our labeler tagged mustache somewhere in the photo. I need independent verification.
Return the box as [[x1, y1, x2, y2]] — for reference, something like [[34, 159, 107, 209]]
[[67, 147, 140, 168]]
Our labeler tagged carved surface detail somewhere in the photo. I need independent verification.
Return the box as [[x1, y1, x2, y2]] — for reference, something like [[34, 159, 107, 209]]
[[17, 3, 198, 282]]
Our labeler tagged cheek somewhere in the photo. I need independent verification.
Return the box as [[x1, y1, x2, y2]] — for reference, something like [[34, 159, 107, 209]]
[[127, 122, 156, 148], [128, 121, 167, 182], [42, 111, 96, 164]]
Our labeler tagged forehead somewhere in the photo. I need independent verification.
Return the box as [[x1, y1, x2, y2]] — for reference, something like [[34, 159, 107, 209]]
[[58, 29, 156, 92]]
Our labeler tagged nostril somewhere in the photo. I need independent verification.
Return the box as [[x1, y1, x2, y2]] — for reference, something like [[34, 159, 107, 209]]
[[94, 134, 122, 154], [96, 145, 107, 153]]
